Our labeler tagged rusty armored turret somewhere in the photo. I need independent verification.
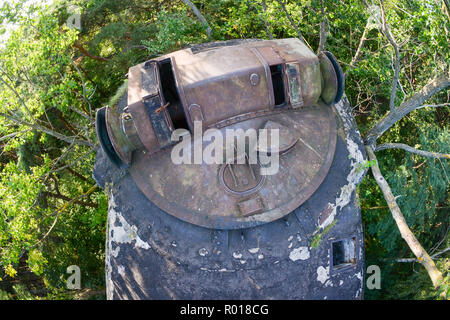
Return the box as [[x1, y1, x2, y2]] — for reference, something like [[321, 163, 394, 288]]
[[94, 38, 366, 300], [96, 38, 345, 229]]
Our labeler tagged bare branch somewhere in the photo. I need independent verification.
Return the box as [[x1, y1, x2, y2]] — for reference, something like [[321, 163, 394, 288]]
[[66, 167, 90, 183], [0, 111, 94, 147], [67, 104, 93, 121], [365, 73, 450, 146], [396, 247, 450, 263], [45, 149, 96, 177], [379, 0, 401, 111], [444, 0, 450, 15], [0, 129, 30, 142], [70, 60, 93, 119], [416, 103, 450, 110], [261, 0, 274, 39], [318, 0, 328, 53], [348, 26, 368, 73], [375, 143, 450, 159], [366, 146, 444, 288], [181, 0, 212, 38]]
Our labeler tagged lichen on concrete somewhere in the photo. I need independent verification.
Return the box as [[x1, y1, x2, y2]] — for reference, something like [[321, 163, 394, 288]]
[[108, 194, 151, 250], [105, 191, 151, 297], [317, 266, 330, 284], [318, 97, 367, 230], [289, 246, 310, 261]]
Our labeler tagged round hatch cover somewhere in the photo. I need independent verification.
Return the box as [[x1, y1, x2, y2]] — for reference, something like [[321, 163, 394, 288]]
[[129, 104, 337, 229]]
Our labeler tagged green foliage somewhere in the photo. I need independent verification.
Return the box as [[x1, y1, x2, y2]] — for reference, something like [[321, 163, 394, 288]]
[[356, 159, 377, 173], [0, 288, 12, 300], [437, 263, 450, 300], [142, 10, 208, 56], [311, 220, 337, 249]]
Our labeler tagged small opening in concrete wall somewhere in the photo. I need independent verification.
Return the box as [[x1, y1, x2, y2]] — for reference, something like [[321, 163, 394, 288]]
[[332, 237, 357, 270]]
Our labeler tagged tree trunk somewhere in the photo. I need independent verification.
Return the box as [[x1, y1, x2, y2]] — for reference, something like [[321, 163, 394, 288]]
[[366, 146, 444, 289]]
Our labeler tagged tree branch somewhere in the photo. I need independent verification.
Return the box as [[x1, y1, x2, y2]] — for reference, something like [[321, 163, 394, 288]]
[[35, 185, 99, 246], [0, 111, 94, 147], [70, 60, 94, 120], [375, 143, 450, 159], [347, 27, 368, 75], [444, 0, 450, 15], [44, 149, 96, 178], [66, 167, 90, 183], [416, 103, 450, 110], [318, 0, 328, 52], [260, 0, 274, 40], [275, 0, 312, 50], [44, 192, 97, 208], [365, 73, 450, 146], [181, 0, 212, 38], [396, 247, 450, 263], [366, 146, 444, 288], [0, 130, 30, 142], [0, 74, 36, 122], [73, 41, 110, 62]]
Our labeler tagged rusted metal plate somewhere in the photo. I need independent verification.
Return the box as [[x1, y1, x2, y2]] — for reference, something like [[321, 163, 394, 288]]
[[141, 62, 159, 98], [176, 46, 272, 127], [143, 96, 173, 148], [285, 62, 303, 108], [238, 196, 265, 217], [128, 103, 337, 229], [127, 63, 161, 154]]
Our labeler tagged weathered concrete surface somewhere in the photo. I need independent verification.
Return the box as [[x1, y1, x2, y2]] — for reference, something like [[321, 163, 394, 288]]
[[93, 93, 367, 300]]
